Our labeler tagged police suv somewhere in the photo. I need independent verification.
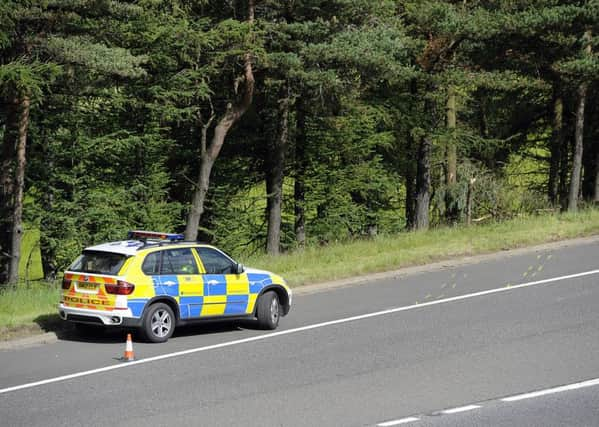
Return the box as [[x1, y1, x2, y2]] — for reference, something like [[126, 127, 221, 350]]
[[59, 231, 292, 342]]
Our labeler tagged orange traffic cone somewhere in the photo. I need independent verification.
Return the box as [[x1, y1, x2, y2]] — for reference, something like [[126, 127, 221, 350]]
[[123, 333, 135, 361]]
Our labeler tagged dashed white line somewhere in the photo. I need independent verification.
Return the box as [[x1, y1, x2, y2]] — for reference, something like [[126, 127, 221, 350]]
[[2, 268, 599, 395], [501, 378, 599, 402], [377, 416, 420, 426], [376, 376, 599, 426], [441, 404, 481, 414]]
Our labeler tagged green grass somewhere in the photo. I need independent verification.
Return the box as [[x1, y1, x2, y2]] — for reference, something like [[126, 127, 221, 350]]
[[243, 209, 599, 286], [19, 228, 44, 281], [2, 209, 599, 337], [0, 282, 60, 333]]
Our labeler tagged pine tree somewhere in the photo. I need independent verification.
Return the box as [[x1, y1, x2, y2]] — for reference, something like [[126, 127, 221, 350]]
[[0, 1, 146, 283]]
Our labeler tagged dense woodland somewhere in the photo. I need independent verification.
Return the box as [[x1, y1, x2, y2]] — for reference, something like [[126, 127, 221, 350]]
[[0, 1, 598, 284]]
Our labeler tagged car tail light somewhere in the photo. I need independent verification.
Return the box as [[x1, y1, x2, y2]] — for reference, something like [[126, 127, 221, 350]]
[[105, 280, 135, 295], [62, 277, 72, 290]]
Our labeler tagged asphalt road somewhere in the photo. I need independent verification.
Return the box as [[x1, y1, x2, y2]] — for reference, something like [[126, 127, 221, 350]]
[[1, 237, 599, 426], [388, 383, 599, 427]]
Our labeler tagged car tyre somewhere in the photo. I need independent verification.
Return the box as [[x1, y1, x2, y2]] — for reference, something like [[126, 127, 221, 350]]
[[256, 291, 280, 330], [141, 302, 175, 343]]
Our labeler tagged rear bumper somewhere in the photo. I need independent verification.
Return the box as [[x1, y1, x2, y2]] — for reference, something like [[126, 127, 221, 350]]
[[58, 304, 141, 327]]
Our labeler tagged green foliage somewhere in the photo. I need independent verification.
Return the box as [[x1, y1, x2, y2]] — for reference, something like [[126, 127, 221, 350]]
[[28, 122, 183, 271], [0, 61, 61, 99], [1, 0, 598, 283], [19, 228, 43, 282], [45, 36, 147, 78], [304, 103, 399, 240]]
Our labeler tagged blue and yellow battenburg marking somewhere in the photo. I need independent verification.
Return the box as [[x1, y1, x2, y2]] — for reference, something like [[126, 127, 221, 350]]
[[126, 273, 274, 319]]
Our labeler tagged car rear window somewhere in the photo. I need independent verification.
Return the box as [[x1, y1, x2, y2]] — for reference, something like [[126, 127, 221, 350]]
[[69, 251, 129, 275]]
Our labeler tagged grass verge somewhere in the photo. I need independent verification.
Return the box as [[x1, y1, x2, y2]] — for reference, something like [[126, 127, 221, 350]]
[[0, 282, 61, 339], [2, 209, 599, 340], [244, 209, 599, 286]]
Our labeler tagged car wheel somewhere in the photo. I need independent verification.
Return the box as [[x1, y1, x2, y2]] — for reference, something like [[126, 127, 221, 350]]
[[142, 303, 175, 343], [256, 291, 280, 330]]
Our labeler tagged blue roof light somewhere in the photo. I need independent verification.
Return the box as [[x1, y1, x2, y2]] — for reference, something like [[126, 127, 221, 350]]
[[127, 230, 185, 242]]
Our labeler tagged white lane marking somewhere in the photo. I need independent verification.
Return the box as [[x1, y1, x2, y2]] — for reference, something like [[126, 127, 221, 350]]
[[377, 376, 599, 425], [441, 404, 481, 414], [2, 268, 599, 395], [377, 416, 420, 426], [501, 377, 599, 402]]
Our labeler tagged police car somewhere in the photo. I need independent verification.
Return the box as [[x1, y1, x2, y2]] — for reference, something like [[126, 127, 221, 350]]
[[58, 231, 292, 342]]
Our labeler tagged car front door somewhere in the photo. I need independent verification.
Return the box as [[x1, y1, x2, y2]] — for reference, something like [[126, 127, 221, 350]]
[[195, 247, 250, 316]]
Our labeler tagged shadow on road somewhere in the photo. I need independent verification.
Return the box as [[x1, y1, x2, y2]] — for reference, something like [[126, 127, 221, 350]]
[[173, 319, 258, 339], [34, 314, 259, 344], [34, 314, 72, 338]]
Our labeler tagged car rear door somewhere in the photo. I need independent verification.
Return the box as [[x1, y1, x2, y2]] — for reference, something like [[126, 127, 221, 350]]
[[144, 248, 205, 319]]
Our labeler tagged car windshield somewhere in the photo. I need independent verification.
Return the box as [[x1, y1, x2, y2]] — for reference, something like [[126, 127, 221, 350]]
[[69, 251, 129, 275]]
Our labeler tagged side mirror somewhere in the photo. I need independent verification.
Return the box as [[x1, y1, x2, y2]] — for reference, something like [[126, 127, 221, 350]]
[[234, 263, 245, 274]]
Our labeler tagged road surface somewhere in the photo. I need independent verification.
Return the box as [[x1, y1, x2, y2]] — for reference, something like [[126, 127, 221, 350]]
[[1, 237, 599, 426]]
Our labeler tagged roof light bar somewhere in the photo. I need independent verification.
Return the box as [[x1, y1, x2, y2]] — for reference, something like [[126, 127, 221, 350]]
[[127, 230, 185, 242]]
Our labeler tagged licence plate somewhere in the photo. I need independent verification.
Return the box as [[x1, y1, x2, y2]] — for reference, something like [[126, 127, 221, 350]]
[[77, 282, 97, 290]]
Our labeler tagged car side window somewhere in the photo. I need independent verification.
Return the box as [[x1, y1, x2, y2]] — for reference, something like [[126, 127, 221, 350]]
[[196, 247, 235, 274], [142, 252, 161, 275], [162, 248, 199, 275], [142, 248, 199, 275]]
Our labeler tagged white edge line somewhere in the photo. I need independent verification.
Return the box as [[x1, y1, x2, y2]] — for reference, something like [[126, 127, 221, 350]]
[[501, 378, 599, 402], [441, 404, 481, 414], [377, 416, 421, 426], [2, 268, 599, 395]]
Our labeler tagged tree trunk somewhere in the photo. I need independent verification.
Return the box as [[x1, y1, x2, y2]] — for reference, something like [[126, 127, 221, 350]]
[[266, 88, 290, 255], [446, 87, 457, 185], [404, 79, 418, 230], [558, 119, 571, 210], [0, 97, 18, 283], [445, 86, 458, 222], [185, 153, 215, 241], [184, 0, 256, 241], [414, 136, 432, 230], [567, 84, 587, 212], [466, 178, 475, 226], [567, 30, 592, 212], [8, 96, 30, 284], [548, 94, 563, 205], [294, 102, 306, 248], [582, 124, 595, 201], [594, 147, 599, 202], [404, 129, 417, 230], [405, 169, 415, 229]]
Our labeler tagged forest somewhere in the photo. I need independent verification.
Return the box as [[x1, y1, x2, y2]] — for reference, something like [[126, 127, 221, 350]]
[[0, 0, 598, 284]]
